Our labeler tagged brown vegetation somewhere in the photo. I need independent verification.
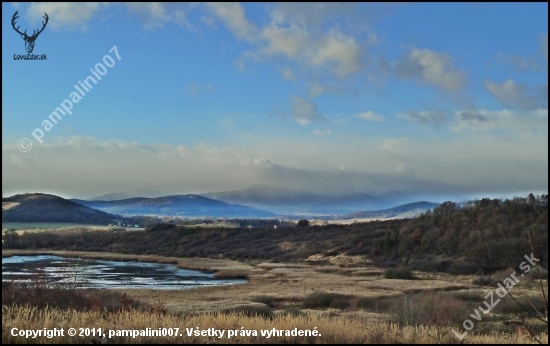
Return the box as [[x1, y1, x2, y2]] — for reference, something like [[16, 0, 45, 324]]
[[4, 195, 547, 276], [1, 195, 548, 343]]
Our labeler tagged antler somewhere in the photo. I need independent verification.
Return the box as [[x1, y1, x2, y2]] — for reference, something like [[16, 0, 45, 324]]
[[11, 11, 49, 39], [31, 13, 49, 38], [11, 10, 26, 37]]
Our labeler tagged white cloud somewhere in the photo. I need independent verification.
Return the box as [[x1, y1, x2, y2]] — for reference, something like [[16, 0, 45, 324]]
[[494, 51, 539, 71], [308, 30, 362, 78], [306, 82, 341, 98], [484, 79, 546, 110], [2, 134, 547, 199], [238, 9, 364, 78], [356, 111, 385, 122], [451, 108, 548, 132], [257, 19, 310, 58], [395, 48, 466, 90], [394, 163, 417, 177], [205, 2, 257, 42], [290, 96, 326, 125], [27, 2, 110, 29], [311, 129, 331, 136], [281, 67, 295, 80], [396, 110, 446, 125], [380, 137, 409, 152], [269, 3, 359, 29], [126, 2, 191, 29]]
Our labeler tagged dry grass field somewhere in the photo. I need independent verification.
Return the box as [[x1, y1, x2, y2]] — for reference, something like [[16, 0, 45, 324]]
[[2, 250, 547, 343], [2, 223, 124, 235], [3, 304, 545, 344]]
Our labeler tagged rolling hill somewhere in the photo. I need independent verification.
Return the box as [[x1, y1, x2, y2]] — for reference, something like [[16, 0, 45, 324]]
[[308, 192, 388, 215], [339, 201, 440, 220], [71, 194, 275, 218], [2, 193, 119, 224], [89, 190, 166, 201]]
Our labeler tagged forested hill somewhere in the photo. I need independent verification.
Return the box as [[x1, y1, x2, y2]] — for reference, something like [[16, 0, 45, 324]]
[[2, 193, 118, 224], [3, 194, 548, 275], [372, 194, 548, 272]]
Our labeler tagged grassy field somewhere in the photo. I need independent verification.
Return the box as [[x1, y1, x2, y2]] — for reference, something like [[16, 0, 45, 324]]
[[1, 223, 146, 236], [2, 222, 109, 231], [3, 304, 544, 344], [3, 197, 547, 343], [2, 250, 547, 343]]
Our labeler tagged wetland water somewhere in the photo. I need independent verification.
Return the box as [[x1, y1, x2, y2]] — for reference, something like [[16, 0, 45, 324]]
[[2, 255, 246, 289]]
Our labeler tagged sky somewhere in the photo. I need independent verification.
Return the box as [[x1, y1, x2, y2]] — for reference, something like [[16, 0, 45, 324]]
[[2, 2, 548, 201]]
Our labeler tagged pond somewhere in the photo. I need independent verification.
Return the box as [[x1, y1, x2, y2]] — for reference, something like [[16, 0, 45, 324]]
[[2, 255, 247, 289]]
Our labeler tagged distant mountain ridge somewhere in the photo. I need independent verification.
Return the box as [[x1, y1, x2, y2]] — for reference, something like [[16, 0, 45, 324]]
[[204, 185, 329, 206], [204, 185, 393, 215], [340, 201, 439, 220], [308, 192, 388, 214], [71, 194, 275, 218], [79, 185, 450, 217], [90, 190, 167, 201], [2, 193, 118, 224]]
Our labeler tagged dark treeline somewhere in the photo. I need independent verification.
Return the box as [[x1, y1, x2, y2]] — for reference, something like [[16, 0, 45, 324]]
[[373, 194, 548, 274], [3, 195, 548, 274], [2, 220, 402, 263]]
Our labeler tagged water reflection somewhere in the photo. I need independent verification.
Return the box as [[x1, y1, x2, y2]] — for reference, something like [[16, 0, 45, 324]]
[[2, 255, 246, 289]]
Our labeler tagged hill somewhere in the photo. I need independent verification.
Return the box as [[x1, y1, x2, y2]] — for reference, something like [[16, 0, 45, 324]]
[[71, 195, 275, 218], [340, 201, 439, 220], [7, 194, 548, 274], [2, 193, 118, 224], [90, 190, 165, 201], [308, 192, 388, 215], [204, 185, 328, 206]]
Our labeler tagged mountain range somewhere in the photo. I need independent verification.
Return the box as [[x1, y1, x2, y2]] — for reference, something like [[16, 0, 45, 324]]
[[2, 187, 442, 225], [203, 185, 396, 215], [71, 194, 275, 218], [86, 185, 448, 216], [89, 189, 166, 201]]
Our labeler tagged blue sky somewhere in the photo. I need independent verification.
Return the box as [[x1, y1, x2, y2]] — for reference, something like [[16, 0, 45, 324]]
[[2, 2, 548, 200]]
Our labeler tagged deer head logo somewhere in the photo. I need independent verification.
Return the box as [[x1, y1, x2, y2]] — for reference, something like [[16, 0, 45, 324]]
[[12, 10, 49, 54]]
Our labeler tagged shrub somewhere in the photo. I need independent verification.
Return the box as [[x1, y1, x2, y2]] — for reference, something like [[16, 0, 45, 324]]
[[1, 280, 142, 312], [355, 297, 393, 312], [528, 266, 548, 280], [279, 307, 306, 318], [472, 276, 497, 286], [251, 295, 274, 308], [329, 297, 350, 310], [303, 292, 336, 309], [409, 258, 439, 272], [445, 261, 479, 275], [389, 295, 424, 326], [213, 270, 249, 280], [491, 294, 548, 315], [222, 305, 273, 319], [297, 219, 310, 227], [390, 292, 469, 328], [451, 290, 482, 303], [384, 267, 415, 280]]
